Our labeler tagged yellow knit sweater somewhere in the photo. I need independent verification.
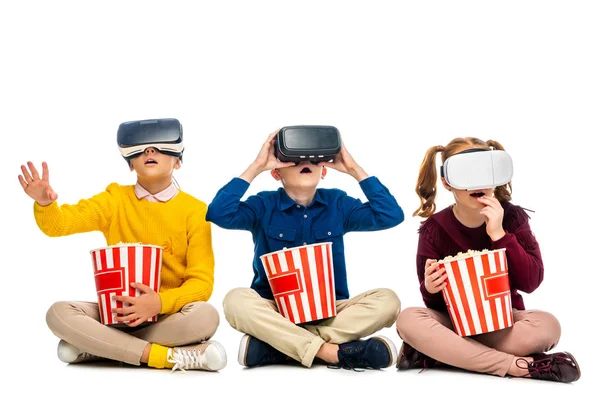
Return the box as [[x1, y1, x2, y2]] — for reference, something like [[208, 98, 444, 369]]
[[33, 183, 214, 315]]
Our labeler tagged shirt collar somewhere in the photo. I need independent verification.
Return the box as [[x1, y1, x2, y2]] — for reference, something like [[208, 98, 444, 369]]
[[278, 188, 328, 211], [134, 182, 179, 202]]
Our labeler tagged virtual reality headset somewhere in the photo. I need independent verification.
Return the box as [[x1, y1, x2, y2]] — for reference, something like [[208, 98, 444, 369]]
[[275, 125, 342, 165], [440, 149, 513, 190], [117, 118, 184, 162]]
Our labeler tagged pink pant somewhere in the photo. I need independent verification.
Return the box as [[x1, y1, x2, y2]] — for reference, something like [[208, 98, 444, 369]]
[[396, 307, 561, 376]]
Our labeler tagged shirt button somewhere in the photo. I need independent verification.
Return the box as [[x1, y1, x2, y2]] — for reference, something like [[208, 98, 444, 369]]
[[303, 242, 307, 245], [328, 232, 331, 235], [304, 214, 307, 218], [279, 233, 283, 237], [296, 205, 301, 208]]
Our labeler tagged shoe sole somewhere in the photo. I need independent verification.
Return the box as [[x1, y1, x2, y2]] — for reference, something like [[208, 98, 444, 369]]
[[238, 334, 251, 366], [372, 335, 398, 368], [565, 352, 581, 382], [205, 341, 228, 371]]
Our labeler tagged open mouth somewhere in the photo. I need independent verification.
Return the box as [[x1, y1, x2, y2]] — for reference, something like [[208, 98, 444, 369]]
[[470, 192, 485, 198], [300, 167, 312, 174], [145, 159, 158, 165]]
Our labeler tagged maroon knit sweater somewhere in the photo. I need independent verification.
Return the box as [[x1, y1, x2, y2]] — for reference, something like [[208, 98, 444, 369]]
[[417, 202, 543, 312]]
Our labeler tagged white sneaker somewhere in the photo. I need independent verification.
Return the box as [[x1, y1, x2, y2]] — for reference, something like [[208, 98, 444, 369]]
[[167, 340, 227, 372], [57, 340, 103, 364]]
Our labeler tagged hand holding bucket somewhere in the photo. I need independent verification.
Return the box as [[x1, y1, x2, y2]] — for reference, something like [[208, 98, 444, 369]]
[[440, 248, 513, 336], [91, 244, 163, 326]]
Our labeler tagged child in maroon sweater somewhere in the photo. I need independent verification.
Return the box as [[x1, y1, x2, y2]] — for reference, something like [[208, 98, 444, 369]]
[[395, 137, 580, 383]]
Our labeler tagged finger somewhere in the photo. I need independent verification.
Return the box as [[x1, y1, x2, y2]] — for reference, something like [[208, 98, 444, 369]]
[[476, 196, 501, 209], [113, 305, 135, 315], [425, 259, 438, 267], [28, 161, 40, 180], [42, 161, 50, 182], [432, 273, 447, 286], [20, 164, 33, 182], [267, 129, 280, 142], [115, 313, 138, 323], [431, 267, 446, 280], [127, 318, 146, 328], [46, 188, 58, 201], [425, 262, 439, 276], [131, 282, 151, 293], [114, 295, 136, 304], [115, 314, 138, 325], [18, 175, 28, 190], [275, 161, 295, 169]]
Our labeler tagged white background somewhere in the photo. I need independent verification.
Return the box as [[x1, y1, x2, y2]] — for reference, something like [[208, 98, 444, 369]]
[[1, 1, 598, 398]]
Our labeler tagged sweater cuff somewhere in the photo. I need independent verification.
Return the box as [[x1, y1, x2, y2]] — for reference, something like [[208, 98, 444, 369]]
[[492, 232, 516, 249], [33, 201, 61, 233], [158, 292, 175, 315]]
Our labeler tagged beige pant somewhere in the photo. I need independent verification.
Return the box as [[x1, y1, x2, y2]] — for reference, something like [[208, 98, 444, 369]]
[[396, 307, 561, 376], [223, 287, 400, 367], [46, 300, 220, 365]]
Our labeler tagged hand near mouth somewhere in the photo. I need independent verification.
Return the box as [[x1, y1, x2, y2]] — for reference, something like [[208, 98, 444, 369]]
[[477, 195, 506, 241]]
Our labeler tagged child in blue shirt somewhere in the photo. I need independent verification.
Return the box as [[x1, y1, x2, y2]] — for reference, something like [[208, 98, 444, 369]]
[[207, 129, 403, 369]]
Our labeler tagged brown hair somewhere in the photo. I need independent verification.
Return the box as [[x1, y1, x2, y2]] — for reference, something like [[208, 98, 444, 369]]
[[413, 137, 512, 219]]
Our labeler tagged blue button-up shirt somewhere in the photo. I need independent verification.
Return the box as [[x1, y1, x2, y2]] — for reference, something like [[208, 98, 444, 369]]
[[206, 176, 404, 300]]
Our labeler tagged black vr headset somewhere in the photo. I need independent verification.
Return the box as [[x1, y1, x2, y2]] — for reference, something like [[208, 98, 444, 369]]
[[117, 118, 184, 164], [440, 148, 513, 190], [275, 125, 342, 165]]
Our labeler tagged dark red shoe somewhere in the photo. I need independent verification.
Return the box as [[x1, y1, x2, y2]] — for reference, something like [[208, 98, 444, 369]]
[[396, 341, 438, 370], [518, 352, 581, 383]]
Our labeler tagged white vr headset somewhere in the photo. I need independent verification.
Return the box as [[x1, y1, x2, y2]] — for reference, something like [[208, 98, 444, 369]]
[[440, 149, 513, 190]]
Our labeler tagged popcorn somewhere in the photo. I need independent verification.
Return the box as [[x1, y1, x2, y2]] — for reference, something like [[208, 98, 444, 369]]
[[440, 249, 489, 262]]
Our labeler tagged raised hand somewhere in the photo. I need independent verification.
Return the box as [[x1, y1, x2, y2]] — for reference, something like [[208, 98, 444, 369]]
[[18, 161, 58, 206], [476, 195, 506, 241], [240, 129, 295, 182], [318, 142, 368, 181], [424, 259, 447, 294], [113, 282, 162, 327]]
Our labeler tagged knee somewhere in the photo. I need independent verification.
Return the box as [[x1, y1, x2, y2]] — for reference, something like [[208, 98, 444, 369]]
[[372, 288, 401, 324], [45, 301, 74, 334], [395, 307, 422, 340], [184, 302, 220, 340], [222, 288, 253, 327], [537, 312, 562, 352]]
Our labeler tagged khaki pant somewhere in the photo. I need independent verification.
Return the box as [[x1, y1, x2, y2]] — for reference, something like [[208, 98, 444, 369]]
[[46, 300, 220, 365], [396, 307, 561, 376], [223, 287, 401, 367]]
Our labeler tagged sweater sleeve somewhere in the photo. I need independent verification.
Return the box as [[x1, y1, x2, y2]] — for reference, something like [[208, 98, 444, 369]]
[[491, 206, 544, 293], [158, 203, 215, 314], [33, 183, 118, 237], [416, 221, 447, 311]]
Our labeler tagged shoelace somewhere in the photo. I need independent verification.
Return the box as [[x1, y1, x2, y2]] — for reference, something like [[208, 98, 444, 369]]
[[328, 354, 370, 372], [516, 357, 554, 377], [167, 348, 206, 373]]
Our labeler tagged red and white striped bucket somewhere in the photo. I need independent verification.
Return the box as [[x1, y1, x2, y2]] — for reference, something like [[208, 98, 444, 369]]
[[260, 242, 336, 324], [440, 248, 513, 336], [90, 244, 163, 325]]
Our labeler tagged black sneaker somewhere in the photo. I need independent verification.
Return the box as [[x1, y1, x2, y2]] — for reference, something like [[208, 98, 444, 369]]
[[238, 334, 289, 367], [335, 336, 397, 371]]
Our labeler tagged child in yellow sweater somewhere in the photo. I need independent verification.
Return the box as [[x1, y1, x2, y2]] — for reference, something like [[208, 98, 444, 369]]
[[18, 118, 226, 372]]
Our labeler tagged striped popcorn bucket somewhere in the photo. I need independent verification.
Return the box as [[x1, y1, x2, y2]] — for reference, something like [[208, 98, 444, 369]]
[[440, 248, 513, 336], [260, 242, 336, 324], [90, 244, 163, 325]]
